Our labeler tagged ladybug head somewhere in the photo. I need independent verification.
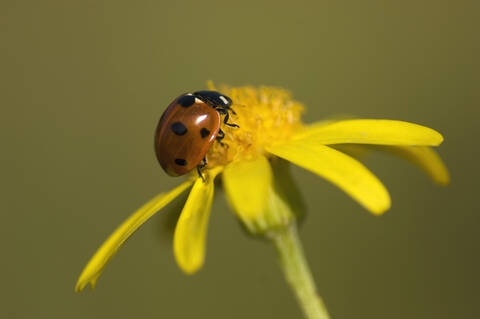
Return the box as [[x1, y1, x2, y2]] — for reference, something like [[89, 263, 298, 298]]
[[193, 90, 232, 109]]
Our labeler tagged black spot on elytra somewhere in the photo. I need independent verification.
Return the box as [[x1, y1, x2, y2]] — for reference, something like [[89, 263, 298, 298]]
[[200, 128, 210, 138], [178, 95, 195, 107], [171, 122, 187, 135], [175, 158, 187, 166]]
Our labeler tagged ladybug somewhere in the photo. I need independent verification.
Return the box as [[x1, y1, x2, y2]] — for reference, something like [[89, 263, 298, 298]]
[[154, 90, 238, 179]]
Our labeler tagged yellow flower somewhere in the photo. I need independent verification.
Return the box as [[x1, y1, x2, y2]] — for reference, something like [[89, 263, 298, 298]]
[[75, 83, 448, 292]]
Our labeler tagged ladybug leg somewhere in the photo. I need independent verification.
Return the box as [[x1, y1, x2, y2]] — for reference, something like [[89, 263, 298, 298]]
[[216, 107, 239, 128], [222, 112, 240, 128], [196, 157, 207, 182], [216, 129, 227, 147], [217, 129, 225, 141], [216, 107, 227, 115], [196, 166, 205, 182]]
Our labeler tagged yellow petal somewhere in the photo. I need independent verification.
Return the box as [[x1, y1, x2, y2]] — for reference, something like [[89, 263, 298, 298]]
[[295, 119, 443, 146], [267, 141, 391, 215], [333, 144, 449, 186], [173, 169, 221, 274], [330, 144, 372, 158], [371, 145, 450, 185], [222, 156, 272, 232], [75, 180, 193, 292], [270, 158, 306, 222]]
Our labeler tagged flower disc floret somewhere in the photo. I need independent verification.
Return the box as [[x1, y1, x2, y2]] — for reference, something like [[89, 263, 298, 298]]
[[205, 83, 304, 168]]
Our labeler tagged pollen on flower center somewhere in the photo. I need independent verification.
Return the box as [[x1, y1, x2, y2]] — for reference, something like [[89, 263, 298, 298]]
[[206, 83, 305, 168]]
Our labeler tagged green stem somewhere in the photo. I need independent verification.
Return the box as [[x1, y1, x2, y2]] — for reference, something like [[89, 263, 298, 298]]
[[269, 224, 331, 319]]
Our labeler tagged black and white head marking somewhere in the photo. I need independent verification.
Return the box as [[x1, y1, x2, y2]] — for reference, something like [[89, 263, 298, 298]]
[[193, 90, 232, 108]]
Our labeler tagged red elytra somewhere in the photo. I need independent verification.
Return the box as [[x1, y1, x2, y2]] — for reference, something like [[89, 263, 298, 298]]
[[154, 94, 221, 176]]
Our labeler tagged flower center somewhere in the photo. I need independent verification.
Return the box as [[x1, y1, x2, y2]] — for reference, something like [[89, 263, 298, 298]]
[[206, 83, 305, 168]]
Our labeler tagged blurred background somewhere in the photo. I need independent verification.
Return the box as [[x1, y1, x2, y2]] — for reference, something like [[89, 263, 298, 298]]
[[1, 1, 478, 318]]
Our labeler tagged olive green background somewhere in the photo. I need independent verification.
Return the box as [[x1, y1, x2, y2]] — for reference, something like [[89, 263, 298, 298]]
[[1, 1, 478, 318]]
